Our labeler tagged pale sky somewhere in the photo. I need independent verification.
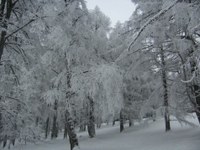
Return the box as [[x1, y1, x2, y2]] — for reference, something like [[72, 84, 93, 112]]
[[86, 0, 136, 27]]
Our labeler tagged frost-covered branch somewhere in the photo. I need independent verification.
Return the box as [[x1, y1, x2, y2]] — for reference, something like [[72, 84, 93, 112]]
[[181, 71, 196, 83], [115, 0, 179, 62], [128, 0, 179, 51]]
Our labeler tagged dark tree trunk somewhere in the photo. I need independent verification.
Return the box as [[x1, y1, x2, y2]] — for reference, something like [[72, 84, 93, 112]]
[[193, 85, 200, 123], [96, 116, 102, 128], [179, 28, 200, 124], [51, 100, 58, 139], [112, 120, 115, 126], [0, 1, 14, 143], [11, 138, 15, 146], [35, 116, 39, 126], [3, 135, 7, 148], [120, 110, 124, 132], [0, 0, 14, 62], [8, 138, 15, 149], [152, 107, 156, 122], [51, 115, 58, 139], [0, 109, 2, 144], [0, 31, 6, 62], [129, 115, 133, 127], [161, 47, 171, 132], [190, 53, 200, 124], [64, 121, 68, 139], [190, 54, 200, 123], [152, 112, 156, 122], [45, 117, 50, 139], [65, 58, 79, 150], [65, 110, 79, 150], [87, 95, 95, 138], [79, 123, 86, 132]]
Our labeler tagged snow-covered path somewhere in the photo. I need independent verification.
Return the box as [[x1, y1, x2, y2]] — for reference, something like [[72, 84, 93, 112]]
[[10, 118, 200, 150]]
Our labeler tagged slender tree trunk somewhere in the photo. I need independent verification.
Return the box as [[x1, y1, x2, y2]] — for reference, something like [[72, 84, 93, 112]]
[[45, 117, 50, 139], [64, 120, 68, 139], [9, 138, 15, 148], [51, 115, 58, 139], [194, 85, 200, 123], [51, 100, 58, 139], [65, 110, 79, 150], [0, 108, 2, 144], [79, 123, 86, 132], [79, 108, 87, 132], [152, 106, 156, 122], [161, 47, 171, 132], [0, 0, 14, 62], [128, 115, 133, 127], [152, 111, 156, 122], [87, 95, 95, 138], [0, 1, 13, 144], [120, 110, 124, 132], [112, 119, 115, 126], [35, 116, 39, 126], [96, 123, 101, 129], [65, 58, 79, 150], [3, 135, 7, 148], [96, 117, 102, 128]]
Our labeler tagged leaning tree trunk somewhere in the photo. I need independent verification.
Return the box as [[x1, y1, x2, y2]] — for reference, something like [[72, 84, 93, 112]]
[[120, 110, 124, 132], [87, 95, 95, 138], [161, 47, 171, 132]]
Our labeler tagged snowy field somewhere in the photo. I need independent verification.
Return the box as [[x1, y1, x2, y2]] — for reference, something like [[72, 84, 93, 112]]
[[8, 116, 200, 150]]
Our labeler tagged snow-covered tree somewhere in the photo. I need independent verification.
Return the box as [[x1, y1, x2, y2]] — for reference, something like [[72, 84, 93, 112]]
[[125, 0, 200, 130]]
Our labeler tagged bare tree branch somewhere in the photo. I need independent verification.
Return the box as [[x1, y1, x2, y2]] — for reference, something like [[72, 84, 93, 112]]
[[5, 18, 36, 40]]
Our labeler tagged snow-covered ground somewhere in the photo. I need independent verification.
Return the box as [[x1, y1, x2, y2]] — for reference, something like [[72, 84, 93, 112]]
[[8, 116, 200, 150]]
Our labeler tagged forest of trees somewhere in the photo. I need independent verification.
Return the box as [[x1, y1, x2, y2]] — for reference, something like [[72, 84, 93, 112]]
[[0, 0, 200, 150]]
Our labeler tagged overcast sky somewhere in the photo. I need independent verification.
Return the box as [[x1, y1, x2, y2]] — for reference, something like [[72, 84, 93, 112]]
[[86, 0, 136, 27]]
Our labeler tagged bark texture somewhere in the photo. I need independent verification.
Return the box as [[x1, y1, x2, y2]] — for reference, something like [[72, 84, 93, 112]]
[[87, 95, 95, 138], [161, 47, 171, 132], [120, 110, 124, 132]]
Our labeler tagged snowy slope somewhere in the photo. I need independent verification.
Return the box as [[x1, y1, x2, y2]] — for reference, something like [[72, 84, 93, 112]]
[[9, 117, 200, 150]]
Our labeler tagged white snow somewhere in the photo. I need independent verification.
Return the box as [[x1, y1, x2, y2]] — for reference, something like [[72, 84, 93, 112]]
[[8, 116, 200, 150]]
